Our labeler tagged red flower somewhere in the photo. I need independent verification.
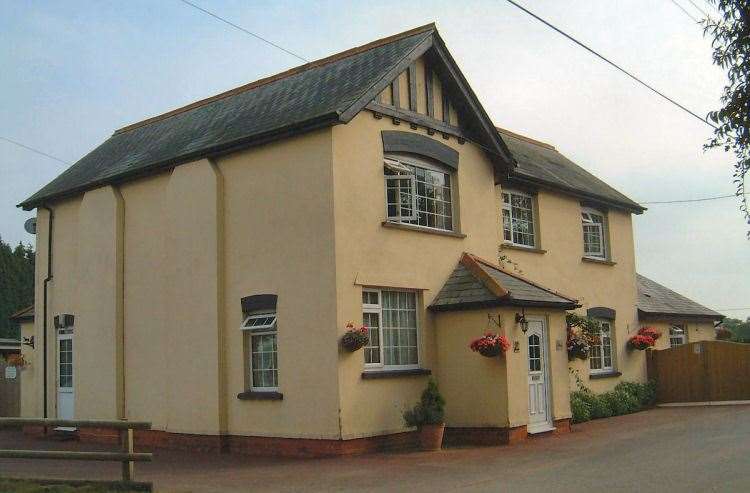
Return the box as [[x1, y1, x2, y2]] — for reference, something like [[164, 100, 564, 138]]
[[628, 334, 655, 350], [638, 326, 661, 341], [469, 333, 511, 354]]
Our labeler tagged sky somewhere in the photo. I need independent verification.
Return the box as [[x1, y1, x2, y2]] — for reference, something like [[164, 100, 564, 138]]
[[0, 0, 747, 320]]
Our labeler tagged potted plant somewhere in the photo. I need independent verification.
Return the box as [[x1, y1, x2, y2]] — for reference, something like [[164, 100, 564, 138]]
[[566, 328, 590, 361], [6, 353, 29, 369], [403, 378, 446, 451], [469, 333, 510, 357], [627, 334, 655, 350], [341, 322, 369, 351], [637, 326, 661, 341]]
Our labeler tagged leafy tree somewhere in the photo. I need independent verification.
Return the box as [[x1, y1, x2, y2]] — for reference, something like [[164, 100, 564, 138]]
[[720, 317, 750, 342], [0, 236, 35, 339], [702, 2, 750, 233]]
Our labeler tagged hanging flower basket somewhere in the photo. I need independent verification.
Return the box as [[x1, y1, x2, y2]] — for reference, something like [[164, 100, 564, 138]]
[[628, 334, 655, 351], [637, 326, 661, 341], [6, 353, 29, 369], [469, 333, 510, 358], [341, 322, 369, 352]]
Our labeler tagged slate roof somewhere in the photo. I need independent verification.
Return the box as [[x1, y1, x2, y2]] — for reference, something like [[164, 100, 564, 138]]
[[497, 128, 645, 213], [9, 305, 34, 322], [430, 253, 579, 311], [636, 273, 723, 320], [20, 25, 442, 209]]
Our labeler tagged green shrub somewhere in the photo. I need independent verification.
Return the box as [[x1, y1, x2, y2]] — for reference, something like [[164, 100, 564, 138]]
[[570, 392, 592, 423], [601, 391, 628, 415], [403, 378, 445, 427], [615, 381, 657, 408], [590, 394, 614, 418]]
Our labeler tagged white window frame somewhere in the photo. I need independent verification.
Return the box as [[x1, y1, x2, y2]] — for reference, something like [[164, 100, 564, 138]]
[[361, 288, 420, 371], [669, 324, 687, 348], [589, 320, 614, 374], [383, 154, 455, 232], [581, 207, 607, 259], [501, 189, 537, 248], [241, 312, 279, 392]]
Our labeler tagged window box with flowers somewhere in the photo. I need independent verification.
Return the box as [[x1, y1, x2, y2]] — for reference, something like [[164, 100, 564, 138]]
[[341, 322, 369, 352], [469, 333, 510, 358]]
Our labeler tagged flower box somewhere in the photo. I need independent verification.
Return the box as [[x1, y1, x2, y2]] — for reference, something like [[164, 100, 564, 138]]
[[469, 333, 510, 358]]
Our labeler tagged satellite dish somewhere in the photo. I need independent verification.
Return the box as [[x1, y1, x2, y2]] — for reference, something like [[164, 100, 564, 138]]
[[24, 217, 37, 235]]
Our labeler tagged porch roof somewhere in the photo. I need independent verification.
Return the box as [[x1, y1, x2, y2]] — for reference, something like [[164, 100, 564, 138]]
[[429, 253, 579, 311]]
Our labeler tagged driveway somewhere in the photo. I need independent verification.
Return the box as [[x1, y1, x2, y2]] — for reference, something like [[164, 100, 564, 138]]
[[1, 405, 748, 492]]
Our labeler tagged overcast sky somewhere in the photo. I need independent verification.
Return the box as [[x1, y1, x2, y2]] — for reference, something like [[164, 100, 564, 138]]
[[1, 0, 747, 320]]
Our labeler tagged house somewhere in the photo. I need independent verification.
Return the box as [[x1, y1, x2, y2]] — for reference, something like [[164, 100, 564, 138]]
[[16, 24, 722, 455], [636, 274, 723, 349]]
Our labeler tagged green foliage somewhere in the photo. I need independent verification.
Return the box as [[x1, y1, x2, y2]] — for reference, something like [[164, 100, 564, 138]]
[[0, 237, 35, 339], [570, 391, 591, 423], [589, 394, 614, 419], [720, 317, 750, 343], [403, 378, 446, 427], [615, 381, 657, 407], [702, 2, 750, 231]]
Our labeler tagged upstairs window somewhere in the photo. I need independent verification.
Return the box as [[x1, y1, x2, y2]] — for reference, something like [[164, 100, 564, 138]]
[[362, 289, 419, 369], [502, 190, 536, 247], [241, 312, 278, 391], [669, 325, 686, 347], [384, 156, 454, 232], [582, 209, 606, 258], [589, 320, 614, 373]]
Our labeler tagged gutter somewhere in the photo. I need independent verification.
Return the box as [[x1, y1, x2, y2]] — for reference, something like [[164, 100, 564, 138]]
[[40, 205, 54, 419]]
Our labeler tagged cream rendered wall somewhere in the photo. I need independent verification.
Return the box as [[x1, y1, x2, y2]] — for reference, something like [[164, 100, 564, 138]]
[[645, 320, 717, 351], [19, 320, 37, 417], [331, 112, 503, 439], [220, 128, 341, 440], [76, 186, 124, 420], [498, 188, 641, 393]]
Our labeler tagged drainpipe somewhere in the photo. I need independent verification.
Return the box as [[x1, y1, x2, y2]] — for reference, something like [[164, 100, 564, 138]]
[[40, 205, 54, 419]]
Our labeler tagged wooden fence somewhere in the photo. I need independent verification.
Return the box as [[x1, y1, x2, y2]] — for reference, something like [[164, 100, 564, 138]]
[[0, 360, 21, 417], [0, 418, 153, 490], [646, 341, 750, 404]]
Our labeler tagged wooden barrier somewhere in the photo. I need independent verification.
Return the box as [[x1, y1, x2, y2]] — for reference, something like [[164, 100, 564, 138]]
[[647, 341, 750, 404], [0, 418, 152, 485]]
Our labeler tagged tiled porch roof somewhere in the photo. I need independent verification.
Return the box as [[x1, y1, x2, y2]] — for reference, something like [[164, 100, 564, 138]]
[[429, 253, 579, 311]]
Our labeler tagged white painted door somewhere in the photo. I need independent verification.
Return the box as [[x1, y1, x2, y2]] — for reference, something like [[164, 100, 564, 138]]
[[57, 332, 74, 421], [527, 318, 553, 433]]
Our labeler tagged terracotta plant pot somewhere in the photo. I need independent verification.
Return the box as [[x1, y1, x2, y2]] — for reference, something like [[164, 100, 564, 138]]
[[418, 423, 445, 451]]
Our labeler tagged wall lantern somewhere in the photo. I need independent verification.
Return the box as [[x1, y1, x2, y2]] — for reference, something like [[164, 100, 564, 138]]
[[515, 309, 529, 333]]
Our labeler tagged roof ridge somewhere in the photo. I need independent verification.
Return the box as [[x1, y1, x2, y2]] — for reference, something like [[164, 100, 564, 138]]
[[468, 253, 579, 303], [114, 23, 436, 135], [496, 126, 556, 151]]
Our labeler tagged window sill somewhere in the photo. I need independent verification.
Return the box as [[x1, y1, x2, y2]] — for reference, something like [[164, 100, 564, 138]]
[[501, 243, 547, 254], [589, 371, 622, 380], [381, 221, 466, 238], [582, 256, 616, 266], [361, 368, 432, 380], [237, 390, 284, 401]]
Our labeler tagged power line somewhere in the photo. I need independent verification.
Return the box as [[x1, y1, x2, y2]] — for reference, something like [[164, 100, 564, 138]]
[[0, 136, 71, 165], [502, 0, 716, 129], [670, 0, 701, 23], [715, 307, 750, 312], [685, 0, 711, 18], [640, 193, 748, 204], [176, 0, 309, 63]]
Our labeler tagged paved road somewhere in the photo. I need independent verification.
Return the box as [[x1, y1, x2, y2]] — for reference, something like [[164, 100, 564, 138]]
[[1, 405, 749, 492]]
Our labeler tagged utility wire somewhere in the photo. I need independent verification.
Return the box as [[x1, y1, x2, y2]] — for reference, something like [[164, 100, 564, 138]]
[[715, 307, 750, 312], [670, 0, 701, 23], [176, 0, 309, 63], [0, 136, 71, 165], [640, 193, 748, 204], [686, 0, 711, 18], [502, 0, 716, 129]]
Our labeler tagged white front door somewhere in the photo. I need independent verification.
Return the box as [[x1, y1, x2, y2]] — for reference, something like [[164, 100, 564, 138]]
[[57, 331, 74, 421], [526, 318, 553, 433]]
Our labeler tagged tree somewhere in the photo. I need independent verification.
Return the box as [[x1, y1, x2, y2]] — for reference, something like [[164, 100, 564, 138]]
[[720, 317, 750, 342], [702, 1, 750, 234], [0, 237, 35, 339]]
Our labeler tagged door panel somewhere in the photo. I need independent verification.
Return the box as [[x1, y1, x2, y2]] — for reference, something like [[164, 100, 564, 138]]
[[57, 333, 74, 420], [527, 319, 552, 433]]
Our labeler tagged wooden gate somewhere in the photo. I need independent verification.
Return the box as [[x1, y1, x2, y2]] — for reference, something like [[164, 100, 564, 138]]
[[0, 360, 21, 417], [646, 341, 750, 404]]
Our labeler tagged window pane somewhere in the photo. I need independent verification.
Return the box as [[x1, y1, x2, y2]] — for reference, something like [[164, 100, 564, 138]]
[[504, 192, 535, 247], [251, 333, 278, 388], [385, 159, 452, 231], [380, 291, 418, 366]]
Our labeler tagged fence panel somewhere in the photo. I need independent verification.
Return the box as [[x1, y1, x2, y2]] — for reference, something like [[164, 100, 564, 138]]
[[648, 341, 750, 404]]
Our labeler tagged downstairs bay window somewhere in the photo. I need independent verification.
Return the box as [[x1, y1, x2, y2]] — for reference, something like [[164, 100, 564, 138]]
[[362, 289, 419, 369]]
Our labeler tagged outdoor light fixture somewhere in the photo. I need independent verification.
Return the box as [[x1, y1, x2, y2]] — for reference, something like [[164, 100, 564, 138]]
[[22, 336, 34, 349], [515, 309, 529, 333]]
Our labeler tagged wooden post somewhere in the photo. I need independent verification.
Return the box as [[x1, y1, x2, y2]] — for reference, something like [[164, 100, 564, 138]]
[[121, 428, 134, 482]]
